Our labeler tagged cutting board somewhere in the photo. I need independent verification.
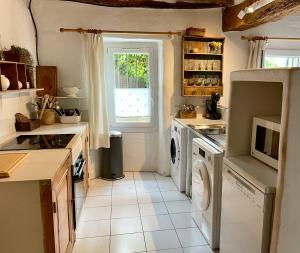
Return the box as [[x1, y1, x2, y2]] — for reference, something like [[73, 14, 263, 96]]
[[0, 153, 29, 178]]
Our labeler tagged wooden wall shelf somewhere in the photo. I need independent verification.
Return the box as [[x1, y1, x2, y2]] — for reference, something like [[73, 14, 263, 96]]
[[0, 61, 34, 91], [182, 36, 225, 97], [0, 88, 44, 95]]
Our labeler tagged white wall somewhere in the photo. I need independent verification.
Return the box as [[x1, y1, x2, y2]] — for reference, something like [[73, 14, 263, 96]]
[[0, 0, 37, 137]]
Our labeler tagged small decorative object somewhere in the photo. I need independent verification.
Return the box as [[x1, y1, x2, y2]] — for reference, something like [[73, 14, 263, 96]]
[[18, 81, 23, 89], [191, 48, 199, 53], [62, 87, 80, 97], [209, 41, 222, 54], [1, 75, 10, 90], [180, 104, 197, 119], [26, 81, 30, 89], [186, 27, 205, 37]]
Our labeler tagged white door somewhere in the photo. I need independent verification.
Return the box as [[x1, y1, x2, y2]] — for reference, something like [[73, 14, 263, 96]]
[[192, 159, 211, 211]]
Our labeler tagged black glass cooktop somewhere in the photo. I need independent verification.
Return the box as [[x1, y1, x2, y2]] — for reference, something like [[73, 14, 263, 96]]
[[0, 134, 75, 151]]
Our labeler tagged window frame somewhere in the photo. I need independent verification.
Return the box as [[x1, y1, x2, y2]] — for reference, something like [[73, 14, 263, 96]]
[[105, 42, 158, 132], [263, 48, 300, 68]]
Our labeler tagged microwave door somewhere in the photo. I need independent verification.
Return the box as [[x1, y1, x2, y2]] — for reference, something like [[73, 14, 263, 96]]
[[255, 126, 279, 161]]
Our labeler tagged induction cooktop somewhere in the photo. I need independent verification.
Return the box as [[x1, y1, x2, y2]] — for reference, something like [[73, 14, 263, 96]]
[[0, 134, 75, 151]]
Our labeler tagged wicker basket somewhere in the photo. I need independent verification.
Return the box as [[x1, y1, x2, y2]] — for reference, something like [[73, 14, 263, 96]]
[[186, 27, 205, 37], [180, 110, 197, 119]]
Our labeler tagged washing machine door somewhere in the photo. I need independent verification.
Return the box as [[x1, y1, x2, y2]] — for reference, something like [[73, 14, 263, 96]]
[[193, 159, 211, 211], [170, 135, 180, 168]]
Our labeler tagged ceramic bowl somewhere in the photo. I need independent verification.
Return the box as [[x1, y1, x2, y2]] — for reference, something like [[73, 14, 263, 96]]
[[62, 87, 80, 97]]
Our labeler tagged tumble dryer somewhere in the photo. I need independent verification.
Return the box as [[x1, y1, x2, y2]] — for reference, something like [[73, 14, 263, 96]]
[[192, 138, 224, 249], [170, 120, 188, 192]]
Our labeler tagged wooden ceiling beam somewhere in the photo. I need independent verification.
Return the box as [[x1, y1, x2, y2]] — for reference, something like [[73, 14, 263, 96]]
[[222, 0, 300, 32], [63, 0, 234, 9]]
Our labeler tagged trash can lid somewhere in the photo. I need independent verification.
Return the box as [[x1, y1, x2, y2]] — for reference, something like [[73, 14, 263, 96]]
[[110, 130, 122, 137]]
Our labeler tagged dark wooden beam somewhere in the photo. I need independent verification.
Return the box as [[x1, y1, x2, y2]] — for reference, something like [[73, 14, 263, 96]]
[[222, 0, 300, 32], [63, 0, 234, 9]]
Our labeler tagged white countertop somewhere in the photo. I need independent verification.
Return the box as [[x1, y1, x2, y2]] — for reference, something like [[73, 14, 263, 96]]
[[0, 123, 88, 182], [175, 114, 225, 127], [224, 156, 277, 194], [0, 149, 70, 182]]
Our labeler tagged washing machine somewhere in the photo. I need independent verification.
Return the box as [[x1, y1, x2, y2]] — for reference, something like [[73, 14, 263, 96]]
[[192, 138, 224, 249], [170, 120, 188, 192]]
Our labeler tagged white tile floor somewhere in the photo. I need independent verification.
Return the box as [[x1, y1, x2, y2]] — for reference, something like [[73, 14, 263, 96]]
[[73, 172, 214, 253]]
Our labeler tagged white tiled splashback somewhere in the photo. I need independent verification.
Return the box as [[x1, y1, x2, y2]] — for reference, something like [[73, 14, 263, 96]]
[[0, 92, 35, 137]]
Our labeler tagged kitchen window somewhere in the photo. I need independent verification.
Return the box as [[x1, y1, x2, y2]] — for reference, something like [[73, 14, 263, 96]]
[[263, 49, 300, 68], [105, 43, 158, 131]]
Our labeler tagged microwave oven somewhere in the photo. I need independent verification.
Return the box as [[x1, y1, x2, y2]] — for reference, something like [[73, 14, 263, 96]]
[[251, 116, 281, 170]]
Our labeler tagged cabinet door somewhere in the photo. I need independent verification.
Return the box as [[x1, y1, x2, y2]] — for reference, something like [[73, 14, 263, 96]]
[[53, 155, 74, 253]]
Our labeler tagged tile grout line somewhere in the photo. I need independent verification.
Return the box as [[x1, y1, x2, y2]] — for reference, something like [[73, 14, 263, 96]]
[[133, 171, 148, 253], [83, 173, 198, 253], [109, 180, 113, 253], [155, 173, 185, 252]]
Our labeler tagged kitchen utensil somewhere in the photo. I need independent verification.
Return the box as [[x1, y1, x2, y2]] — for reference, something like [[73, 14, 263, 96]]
[[54, 108, 63, 116], [39, 94, 49, 120], [47, 96, 56, 109], [0, 153, 29, 178], [74, 108, 81, 116]]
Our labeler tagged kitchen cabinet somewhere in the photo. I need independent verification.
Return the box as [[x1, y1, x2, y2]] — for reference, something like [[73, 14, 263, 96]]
[[0, 151, 74, 253], [52, 154, 74, 253]]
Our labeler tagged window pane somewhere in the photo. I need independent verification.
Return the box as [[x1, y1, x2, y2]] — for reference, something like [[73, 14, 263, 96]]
[[113, 52, 151, 123], [114, 52, 150, 88], [264, 56, 300, 68], [114, 88, 151, 123]]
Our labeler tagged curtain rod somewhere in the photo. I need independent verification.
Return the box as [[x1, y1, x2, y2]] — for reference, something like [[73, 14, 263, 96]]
[[60, 28, 182, 36], [241, 35, 300, 41]]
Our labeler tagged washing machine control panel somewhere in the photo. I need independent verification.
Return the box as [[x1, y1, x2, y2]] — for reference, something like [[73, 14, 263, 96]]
[[193, 144, 213, 166], [198, 147, 205, 158]]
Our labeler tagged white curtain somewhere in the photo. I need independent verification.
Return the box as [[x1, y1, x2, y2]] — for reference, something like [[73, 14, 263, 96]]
[[157, 39, 175, 176], [82, 33, 110, 149], [247, 39, 267, 69]]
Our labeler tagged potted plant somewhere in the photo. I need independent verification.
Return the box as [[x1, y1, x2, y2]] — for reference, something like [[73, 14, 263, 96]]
[[208, 41, 222, 54], [3, 45, 34, 66]]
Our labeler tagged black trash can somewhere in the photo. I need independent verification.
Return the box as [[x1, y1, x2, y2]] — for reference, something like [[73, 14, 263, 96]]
[[99, 131, 124, 180]]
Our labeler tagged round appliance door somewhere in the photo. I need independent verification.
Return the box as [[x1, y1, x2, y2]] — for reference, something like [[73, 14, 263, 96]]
[[193, 159, 211, 211], [170, 135, 180, 168]]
